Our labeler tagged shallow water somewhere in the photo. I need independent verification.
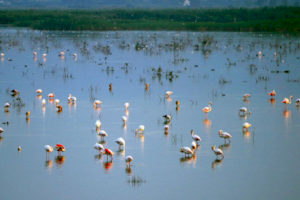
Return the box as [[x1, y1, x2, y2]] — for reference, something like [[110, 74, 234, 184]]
[[0, 29, 300, 199]]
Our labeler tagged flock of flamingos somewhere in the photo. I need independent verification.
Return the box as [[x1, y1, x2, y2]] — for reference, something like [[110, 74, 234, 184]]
[[0, 51, 299, 171]]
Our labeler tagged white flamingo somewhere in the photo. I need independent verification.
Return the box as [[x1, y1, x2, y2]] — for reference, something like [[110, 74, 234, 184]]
[[124, 102, 129, 110], [125, 156, 133, 167], [243, 94, 250, 100], [98, 130, 108, 141], [238, 107, 251, 115], [179, 147, 194, 157], [135, 125, 145, 134], [44, 145, 53, 158], [243, 122, 252, 132], [191, 141, 197, 150], [0, 127, 4, 134], [218, 130, 232, 143], [202, 102, 212, 118], [94, 143, 104, 153], [115, 137, 125, 150], [165, 91, 173, 97], [94, 100, 102, 107], [36, 89, 42, 94], [191, 130, 201, 145], [212, 145, 224, 159]]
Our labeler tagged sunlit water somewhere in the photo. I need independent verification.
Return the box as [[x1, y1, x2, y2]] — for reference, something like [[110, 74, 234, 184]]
[[0, 28, 300, 199]]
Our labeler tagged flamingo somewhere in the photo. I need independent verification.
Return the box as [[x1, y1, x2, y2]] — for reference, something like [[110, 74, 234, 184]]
[[115, 137, 125, 150], [47, 93, 55, 98], [109, 83, 113, 90], [122, 116, 127, 124], [18, 145, 21, 151], [68, 94, 72, 102], [296, 99, 300, 106], [98, 130, 108, 141], [95, 120, 101, 129], [26, 111, 31, 117], [33, 52, 37, 56], [1, 53, 4, 57], [191, 130, 201, 145], [59, 51, 65, 56], [238, 107, 251, 115], [103, 148, 114, 161], [282, 96, 293, 109], [94, 100, 102, 107], [36, 89, 42, 94], [0, 127, 4, 134], [243, 94, 250, 100], [42, 99, 46, 106], [124, 102, 129, 110], [4, 102, 11, 110], [179, 147, 194, 157], [268, 90, 276, 98], [44, 145, 53, 158], [164, 125, 169, 132], [202, 102, 212, 118], [274, 53, 276, 58], [54, 99, 60, 104], [162, 114, 172, 122], [125, 156, 133, 167], [165, 91, 173, 97], [73, 53, 77, 57], [175, 101, 180, 106], [55, 144, 65, 156], [191, 141, 197, 150], [218, 130, 232, 143], [243, 122, 252, 132], [94, 143, 104, 153], [11, 89, 19, 94], [56, 105, 63, 112], [42, 54, 47, 58], [212, 145, 224, 159], [135, 125, 145, 134]]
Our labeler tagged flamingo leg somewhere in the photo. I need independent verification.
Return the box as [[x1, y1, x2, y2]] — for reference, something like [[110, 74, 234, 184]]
[[228, 138, 231, 143]]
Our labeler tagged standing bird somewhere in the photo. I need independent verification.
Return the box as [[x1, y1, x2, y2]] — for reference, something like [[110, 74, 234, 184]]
[[268, 90, 276, 98], [42, 54, 47, 58], [94, 100, 102, 107], [33, 52, 37, 56], [44, 145, 53, 158], [36, 89, 42, 94], [109, 83, 113, 90], [282, 96, 293, 109], [238, 107, 251, 115], [124, 102, 129, 110], [103, 148, 114, 161], [145, 83, 150, 90], [218, 130, 232, 143], [191, 130, 201, 145], [4, 102, 11, 111], [135, 125, 145, 134], [212, 145, 224, 159], [179, 147, 194, 157], [115, 137, 125, 150], [95, 120, 102, 129], [55, 144, 66, 156], [73, 53, 77, 58], [176, 101, 180, 106], [296, 99, 300, 106], [56, 105, 63, 112], [54, 99, 60, 104], [162, 114, 172, 122], [243, 122, 252, 132], [1, 53, 4, 57], [243, 94, 250, 100], [164, 125, 169, 132], [202, 102, 213, 118], [47, 93, 55, 98], [125, 156, 133, 167], [122, 116, 127, 125], [68, 94, 72, 102], [26, 111, 30, 117], [191, 141, 197, 150], [165, 91, 173, 98], [18, 145, 21, 151], [11, 89, 19, 94], [94, 143, 104, 153], [0, 127, 3, 134], [98, 130, 108, 141], [42, 99, 46, 106]]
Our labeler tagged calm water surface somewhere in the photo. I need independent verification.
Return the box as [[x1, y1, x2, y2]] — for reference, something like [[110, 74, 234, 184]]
[[0, 29, 300, 199]]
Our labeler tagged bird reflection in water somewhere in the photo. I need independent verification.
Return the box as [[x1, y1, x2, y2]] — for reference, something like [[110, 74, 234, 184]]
[[55, 156, 65, 168], [212, 159, 223, 169], [238, 113, 248, 120], [125, 167, 133, 176], [94, 154, 102, 161], [243, 99, 249, 104], [135, 133, 145, 143], [48, 99, 54, 103], [268, 98, 276, 105], [180, 154, 197, 166], [103, 161, 113, 173], [36, 95, 42, 99], [116, 149, 125, 157], [45, 160, 53, 170], [243, 131, 251, 140], [203, 119, 212, 132], [0, 136, 3, 143], [125, 110, 129, 117], [282, 109, 291, 119], [166, 97, 172, 102]]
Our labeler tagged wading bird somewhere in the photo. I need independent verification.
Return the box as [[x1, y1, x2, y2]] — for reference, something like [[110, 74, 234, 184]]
[[202, 102, 212, 118], [162, 114, 171, 122], [243, 94, 250, 100], [268, 90, 276, 98], [115, 137, 125, 150], [44, 145, 53, 158], [0, 127, 4, 134], [243, 122, 252, 132], [122, 116, 127, 124], [95, 120, 101, 129], [238, 107, 251, 115], [125, 156, 133, 167], [282, 95, 293, 109], [135, 125, 145, 134], [42, 99, 46, 106], [124, 102, 129, 110], [4, 103, 11, 111], [94, 143, 104, 153], [47, 93, 55, 98], [165, 91, 173, 97], [98, 130, 108, 141], [191, 141, 197, 150], [55, 144, 65, 156], [191, 130, 201, 145], [212, 145, 224, 159], [218, 130, 232, 143], [296, 99, 300, 106], [179, 147, 194, 157], [36, 89, 42, 94], [94, 100, 102, 107], [103, 148, 114, 161]]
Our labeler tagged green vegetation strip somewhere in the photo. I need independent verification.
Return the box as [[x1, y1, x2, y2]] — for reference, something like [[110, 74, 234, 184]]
[[0, 7, 300, 32]]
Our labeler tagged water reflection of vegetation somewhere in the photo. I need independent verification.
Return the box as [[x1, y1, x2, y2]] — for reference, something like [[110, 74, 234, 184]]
[[127, 175, 146, 187], [1, 7, 300, 32]]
